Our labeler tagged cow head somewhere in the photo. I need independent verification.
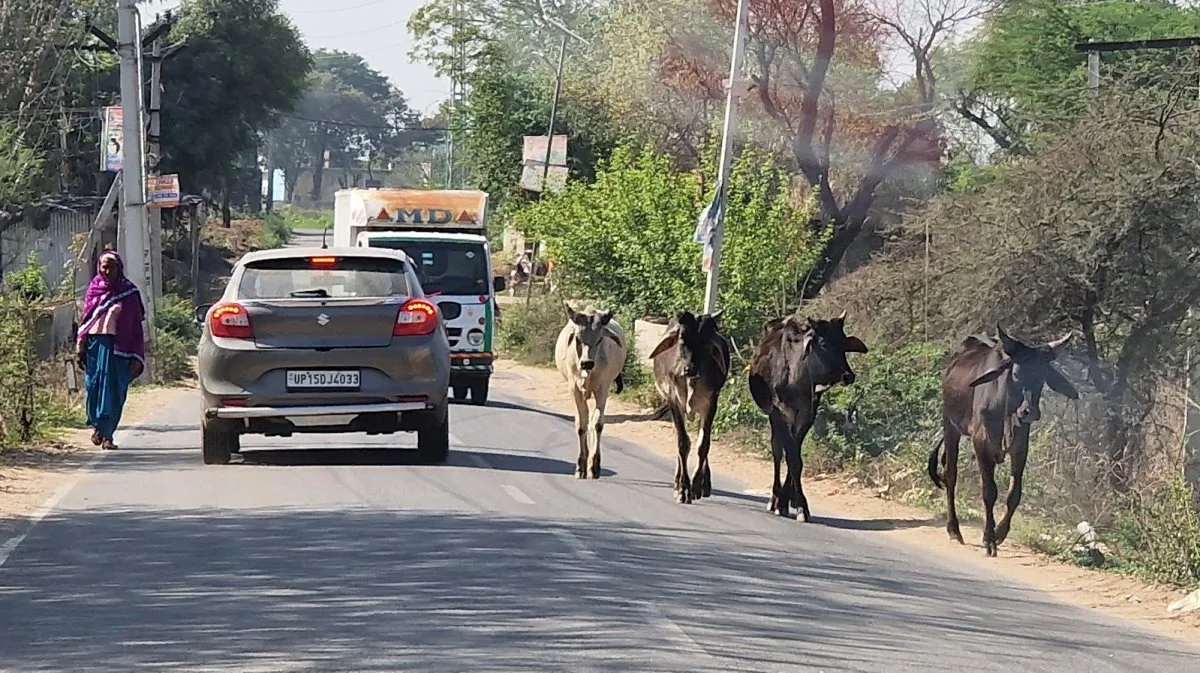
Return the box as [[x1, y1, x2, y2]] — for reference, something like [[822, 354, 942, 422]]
[[969, 326, 1079, 425], [648, 310, 723, 380], [771, 310, 869, 390], [564, 303, 620, 372]]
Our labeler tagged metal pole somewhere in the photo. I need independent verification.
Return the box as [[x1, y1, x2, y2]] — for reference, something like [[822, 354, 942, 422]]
[[147, 31, 163, 303], [117, 0, 153, 381], [526, 32, 568, 307], [702, 0, 749, 315], [1087, 50, 1100, 96]]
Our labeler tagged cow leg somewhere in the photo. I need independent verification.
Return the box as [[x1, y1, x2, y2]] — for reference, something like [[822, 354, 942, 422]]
[[995, 430, 1030, 545], [669, 405, 693, 503], [943, 423, 964, 544], [691, 401, 717, 499], [571, 388, 590, 479], [587, 388, 610, 480], [789, 419, 815, 523], [974, 440, 1000, 557], [767, 412, 790, 517]]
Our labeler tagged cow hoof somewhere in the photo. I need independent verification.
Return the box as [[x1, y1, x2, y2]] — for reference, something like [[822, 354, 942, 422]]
[[982, 541, 998, 557], [589, 467, 601, 480], [575, 468, 587, 480], [949, 531, 964, 544], [675, 490, 691, 504], [798, 510, 811, 523]]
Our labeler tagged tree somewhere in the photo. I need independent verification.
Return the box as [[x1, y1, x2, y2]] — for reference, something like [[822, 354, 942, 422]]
[[160, 0, 311, 219], [957, 0, 1200, 153], [268, 50, 423, 202], [662, 0, 943, 297]]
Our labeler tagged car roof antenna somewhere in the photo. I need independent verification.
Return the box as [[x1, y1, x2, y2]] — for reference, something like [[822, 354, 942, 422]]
[[320, 225, 329, 250]]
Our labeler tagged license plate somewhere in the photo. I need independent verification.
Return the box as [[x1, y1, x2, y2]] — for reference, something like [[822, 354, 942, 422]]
[[286, 370, 360, 389]]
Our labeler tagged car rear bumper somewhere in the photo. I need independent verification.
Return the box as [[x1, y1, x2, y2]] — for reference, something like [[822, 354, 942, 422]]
[[206, 400, 428, 420]]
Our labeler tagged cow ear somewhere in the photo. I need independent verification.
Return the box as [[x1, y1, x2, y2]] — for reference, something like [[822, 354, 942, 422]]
[[844, 335, 868, 354], [648, 331, 678, 359], [599, 310, 614, 326], [1044, 364, 1079, 400], [564, 302, 578, 322], [969, 360, 1011, 387]]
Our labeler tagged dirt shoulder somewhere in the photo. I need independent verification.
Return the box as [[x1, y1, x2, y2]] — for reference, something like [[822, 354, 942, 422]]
[[0, 382, 195, 539], [492, 359, 1200, 643]]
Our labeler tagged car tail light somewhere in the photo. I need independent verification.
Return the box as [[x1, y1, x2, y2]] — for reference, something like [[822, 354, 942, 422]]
[[394, 299, 437, 336], [209, 302, 253, 339], [309, 256, 337, 266]]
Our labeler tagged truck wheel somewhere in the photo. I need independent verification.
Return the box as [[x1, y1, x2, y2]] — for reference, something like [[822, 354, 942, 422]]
[[469, 378, 490, 406], [452, 384, 468, 401], [202, 421, 238, 465], [417, 406, 450, 463]]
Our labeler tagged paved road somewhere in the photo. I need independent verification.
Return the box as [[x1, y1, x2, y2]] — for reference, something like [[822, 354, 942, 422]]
[[0, 379, 1198, 672]]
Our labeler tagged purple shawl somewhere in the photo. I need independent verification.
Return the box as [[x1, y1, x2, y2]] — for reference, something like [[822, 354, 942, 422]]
[[77, 251, 146, 364]]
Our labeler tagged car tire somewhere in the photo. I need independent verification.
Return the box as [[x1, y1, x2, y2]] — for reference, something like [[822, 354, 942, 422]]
[[202, 421, 238, 465], [452, 384, 468, 401], [469, 378, 489, 406], [417, 406, 450, 464]]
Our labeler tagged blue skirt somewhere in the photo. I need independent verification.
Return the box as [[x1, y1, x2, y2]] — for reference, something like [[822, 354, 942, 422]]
[[84, 334, 134, 441]]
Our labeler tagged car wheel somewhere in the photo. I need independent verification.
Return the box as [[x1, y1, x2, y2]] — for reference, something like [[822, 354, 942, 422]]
[[452, 384, 468, 400], [202, 421, 238, 465], [416, 406, 450, 464], [469, 378, 489, 406]]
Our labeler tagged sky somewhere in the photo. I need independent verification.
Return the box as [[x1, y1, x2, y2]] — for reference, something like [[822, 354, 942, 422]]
[[144, 0, 448, 114]]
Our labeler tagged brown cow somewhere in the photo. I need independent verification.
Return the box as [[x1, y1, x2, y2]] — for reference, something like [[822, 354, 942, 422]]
[[928, 327, 1077, 556], [648, 310, 731, 504], [748, 311, 868, 521]]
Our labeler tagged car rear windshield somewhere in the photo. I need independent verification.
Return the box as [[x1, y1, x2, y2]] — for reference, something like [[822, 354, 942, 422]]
[[238, 256, 412, 299]]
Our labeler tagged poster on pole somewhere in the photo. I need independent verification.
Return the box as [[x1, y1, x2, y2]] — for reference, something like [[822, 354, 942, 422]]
[[100, 106, 123, 172], [520, 135, 568, 192], [148, 174, 181, 208]]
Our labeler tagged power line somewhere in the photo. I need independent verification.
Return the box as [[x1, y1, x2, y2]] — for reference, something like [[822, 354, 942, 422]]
[[306, 19, 409, 40], [290, 0, 397, 13], [277, 112, 458, 132]]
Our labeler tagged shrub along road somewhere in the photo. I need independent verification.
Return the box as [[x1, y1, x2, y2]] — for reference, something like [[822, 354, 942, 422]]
[[0, 371, 1197, 671]]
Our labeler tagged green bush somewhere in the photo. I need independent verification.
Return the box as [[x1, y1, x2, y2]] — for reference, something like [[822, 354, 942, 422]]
[[1110, 477, 1200, 586], [813, 343, 946, 463], [256, 212, 294, 249], [152, 293, 199, 384], [515, 143, 827, 342], [497, 295, 566, 366], [3, 251, 50, 301]]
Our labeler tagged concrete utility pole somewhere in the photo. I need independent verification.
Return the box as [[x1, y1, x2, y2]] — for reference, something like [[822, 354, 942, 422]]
[[1075, 37, 1200, 98], [702, 0, 749, 315], [117, 0, 154, 381]]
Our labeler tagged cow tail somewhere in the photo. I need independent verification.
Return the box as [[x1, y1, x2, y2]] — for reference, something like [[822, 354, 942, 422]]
[[927, 433, 946, 490], [614, 372, 625, 395], [649, 401, 671, 421]]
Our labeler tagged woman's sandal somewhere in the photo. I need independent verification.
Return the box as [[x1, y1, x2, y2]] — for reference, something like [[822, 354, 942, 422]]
[[101, 439, 119, 451], [91, 431, 102, 446]]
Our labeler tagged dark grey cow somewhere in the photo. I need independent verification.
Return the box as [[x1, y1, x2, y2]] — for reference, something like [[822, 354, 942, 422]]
[[748, 311, 868, 521], [928, 326, 1077, 556], [648, 311, 731, 504]]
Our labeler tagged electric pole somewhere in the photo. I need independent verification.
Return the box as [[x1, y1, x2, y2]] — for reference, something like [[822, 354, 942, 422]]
[[117, 0, 154, 381], [702, 0, 749, 315], [147, 28, 164, 301]]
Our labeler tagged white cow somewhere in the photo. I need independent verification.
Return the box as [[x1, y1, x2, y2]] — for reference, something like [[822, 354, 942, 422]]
[[554, 303, 627, 479]]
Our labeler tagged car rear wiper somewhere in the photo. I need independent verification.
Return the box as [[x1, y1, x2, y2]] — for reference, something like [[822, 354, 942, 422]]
[[289, 288, 330, 298]]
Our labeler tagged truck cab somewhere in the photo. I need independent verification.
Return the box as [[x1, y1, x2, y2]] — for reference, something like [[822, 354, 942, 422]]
[[333, 188, 504, 405]]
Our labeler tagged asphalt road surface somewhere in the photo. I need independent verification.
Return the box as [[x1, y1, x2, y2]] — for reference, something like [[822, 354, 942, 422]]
[[2, 228, 1196, 671], [0, 380, 1198, 673]]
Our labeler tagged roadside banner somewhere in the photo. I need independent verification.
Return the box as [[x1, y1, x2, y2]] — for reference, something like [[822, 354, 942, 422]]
[[100, 106, 123, 172], [148, 174, 181, 208]]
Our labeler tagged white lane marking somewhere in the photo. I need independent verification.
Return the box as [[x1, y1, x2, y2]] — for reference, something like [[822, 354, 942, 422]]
[[551, 528, 597, 560], [644, 603, 718, 662], [0, 450, 107, 568], [501, 484, 535, 505], [467, 453, 491, 469]]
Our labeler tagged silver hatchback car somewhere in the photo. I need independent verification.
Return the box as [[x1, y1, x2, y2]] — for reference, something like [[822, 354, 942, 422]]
[[194, 246, 452, 465]]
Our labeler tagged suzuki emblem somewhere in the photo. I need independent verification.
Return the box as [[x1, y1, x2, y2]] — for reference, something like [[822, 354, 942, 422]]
[[316, 313, 330, 326]]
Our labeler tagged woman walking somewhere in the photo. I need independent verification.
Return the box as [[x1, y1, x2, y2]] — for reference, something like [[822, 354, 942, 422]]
[[76, 250, 146, 450]]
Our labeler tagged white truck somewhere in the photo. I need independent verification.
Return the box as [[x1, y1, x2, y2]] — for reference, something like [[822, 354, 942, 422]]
[[332, 188, 505, 405]]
